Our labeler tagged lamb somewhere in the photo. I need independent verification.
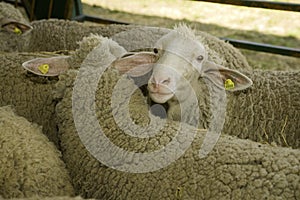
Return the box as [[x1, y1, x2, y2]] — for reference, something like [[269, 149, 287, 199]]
[[0, 106, 74, 198], [52, 36, 299, 199], [113, 24, 300, 148]]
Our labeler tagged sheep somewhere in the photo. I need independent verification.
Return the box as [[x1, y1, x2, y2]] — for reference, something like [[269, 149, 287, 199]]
[[24, 24, 299, 148], [52, 36, 300, 199], [0, 106, 74, 198], [113, 24, 300, 148], [20, 24, 299, 150], [16, 21, 250, 147]]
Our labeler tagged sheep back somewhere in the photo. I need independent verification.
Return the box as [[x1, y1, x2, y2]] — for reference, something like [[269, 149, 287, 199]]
[[0, 106, 74, 198], [224, 70, 300, 148]]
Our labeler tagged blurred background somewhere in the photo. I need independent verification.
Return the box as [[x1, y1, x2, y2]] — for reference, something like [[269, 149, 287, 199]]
[[8, 0, 300, 70]]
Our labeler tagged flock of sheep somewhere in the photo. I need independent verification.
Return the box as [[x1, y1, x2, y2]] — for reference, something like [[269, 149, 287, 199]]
[[0, 2, 299, 200]]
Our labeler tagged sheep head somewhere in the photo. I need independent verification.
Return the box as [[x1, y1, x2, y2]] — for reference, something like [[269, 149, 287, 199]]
[[114, 24, 253, 104], [0, 17, 32, 35]]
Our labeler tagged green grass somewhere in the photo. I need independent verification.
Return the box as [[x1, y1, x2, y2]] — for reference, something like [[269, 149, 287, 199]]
[[82, 0, 300, 70]]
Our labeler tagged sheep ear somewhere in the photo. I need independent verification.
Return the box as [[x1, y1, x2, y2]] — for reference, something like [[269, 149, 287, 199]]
[[1, 18, 32, 35], [113, 52, 158, 77], [202, 61, 253, 91], [22, 56, 70, 76]]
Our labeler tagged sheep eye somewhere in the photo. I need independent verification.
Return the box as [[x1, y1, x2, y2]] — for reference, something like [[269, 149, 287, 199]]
[[197, 55, 204, 62], [153, 48, 159, 54]]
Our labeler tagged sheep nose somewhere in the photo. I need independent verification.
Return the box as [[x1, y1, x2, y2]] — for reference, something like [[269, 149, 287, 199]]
[[150, 76, 171, 89]]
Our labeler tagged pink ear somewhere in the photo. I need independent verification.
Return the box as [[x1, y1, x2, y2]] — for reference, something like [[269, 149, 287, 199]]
[[202, 61, 253, 91], [1, 18, 32, 34], [113, 52, 158, 77], [22, 56, 70, 76]]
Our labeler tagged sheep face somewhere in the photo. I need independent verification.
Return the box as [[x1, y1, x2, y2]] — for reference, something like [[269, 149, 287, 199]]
[[147, 29, 207, 104], [114, 25, 252, 105]]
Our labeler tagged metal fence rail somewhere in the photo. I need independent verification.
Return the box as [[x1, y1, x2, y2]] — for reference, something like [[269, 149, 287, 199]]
[[189, 0, 300, 57], [191, 0, 300, 12], [221, 38, 300, 57]]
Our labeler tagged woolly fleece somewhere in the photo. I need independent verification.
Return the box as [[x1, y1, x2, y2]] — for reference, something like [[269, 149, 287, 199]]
[[0, 196, 94, 200], [225, 70, 300, 148], [0, 106, 74, 198], [65, 34, 299, 148], [0, 2, 32, 52], [169, 69, 300, 149], [0, 52, 60, 145]]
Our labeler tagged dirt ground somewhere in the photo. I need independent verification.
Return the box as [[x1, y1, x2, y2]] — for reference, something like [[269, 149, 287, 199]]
[[81, 0, 300, 71]]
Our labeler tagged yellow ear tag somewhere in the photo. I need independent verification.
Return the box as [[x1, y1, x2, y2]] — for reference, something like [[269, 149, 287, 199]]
[[225, 79, 235, 90], [13, 27, 22, 35], [38, 64, 50, 74]]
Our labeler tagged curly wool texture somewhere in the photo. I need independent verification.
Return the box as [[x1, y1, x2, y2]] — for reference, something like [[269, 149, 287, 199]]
[[0, 196, 94, 200], [26, 20, 130, 52], [0, 2, 27, 21], [54, 39, 299, 199], [224, 70, 300, 148], [171, 70, 300, 149], [0, 106, 74, 198], [66, 33, 299, 149], [0, 52, 59, 145]]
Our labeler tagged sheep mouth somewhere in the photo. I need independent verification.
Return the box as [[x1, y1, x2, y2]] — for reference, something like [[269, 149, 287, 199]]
[[150, 92, 173, 95], [149, 92, 174, 103]]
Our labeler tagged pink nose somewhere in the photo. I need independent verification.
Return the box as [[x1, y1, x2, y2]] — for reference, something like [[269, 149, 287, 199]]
[[149, 76, 171, 89]]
